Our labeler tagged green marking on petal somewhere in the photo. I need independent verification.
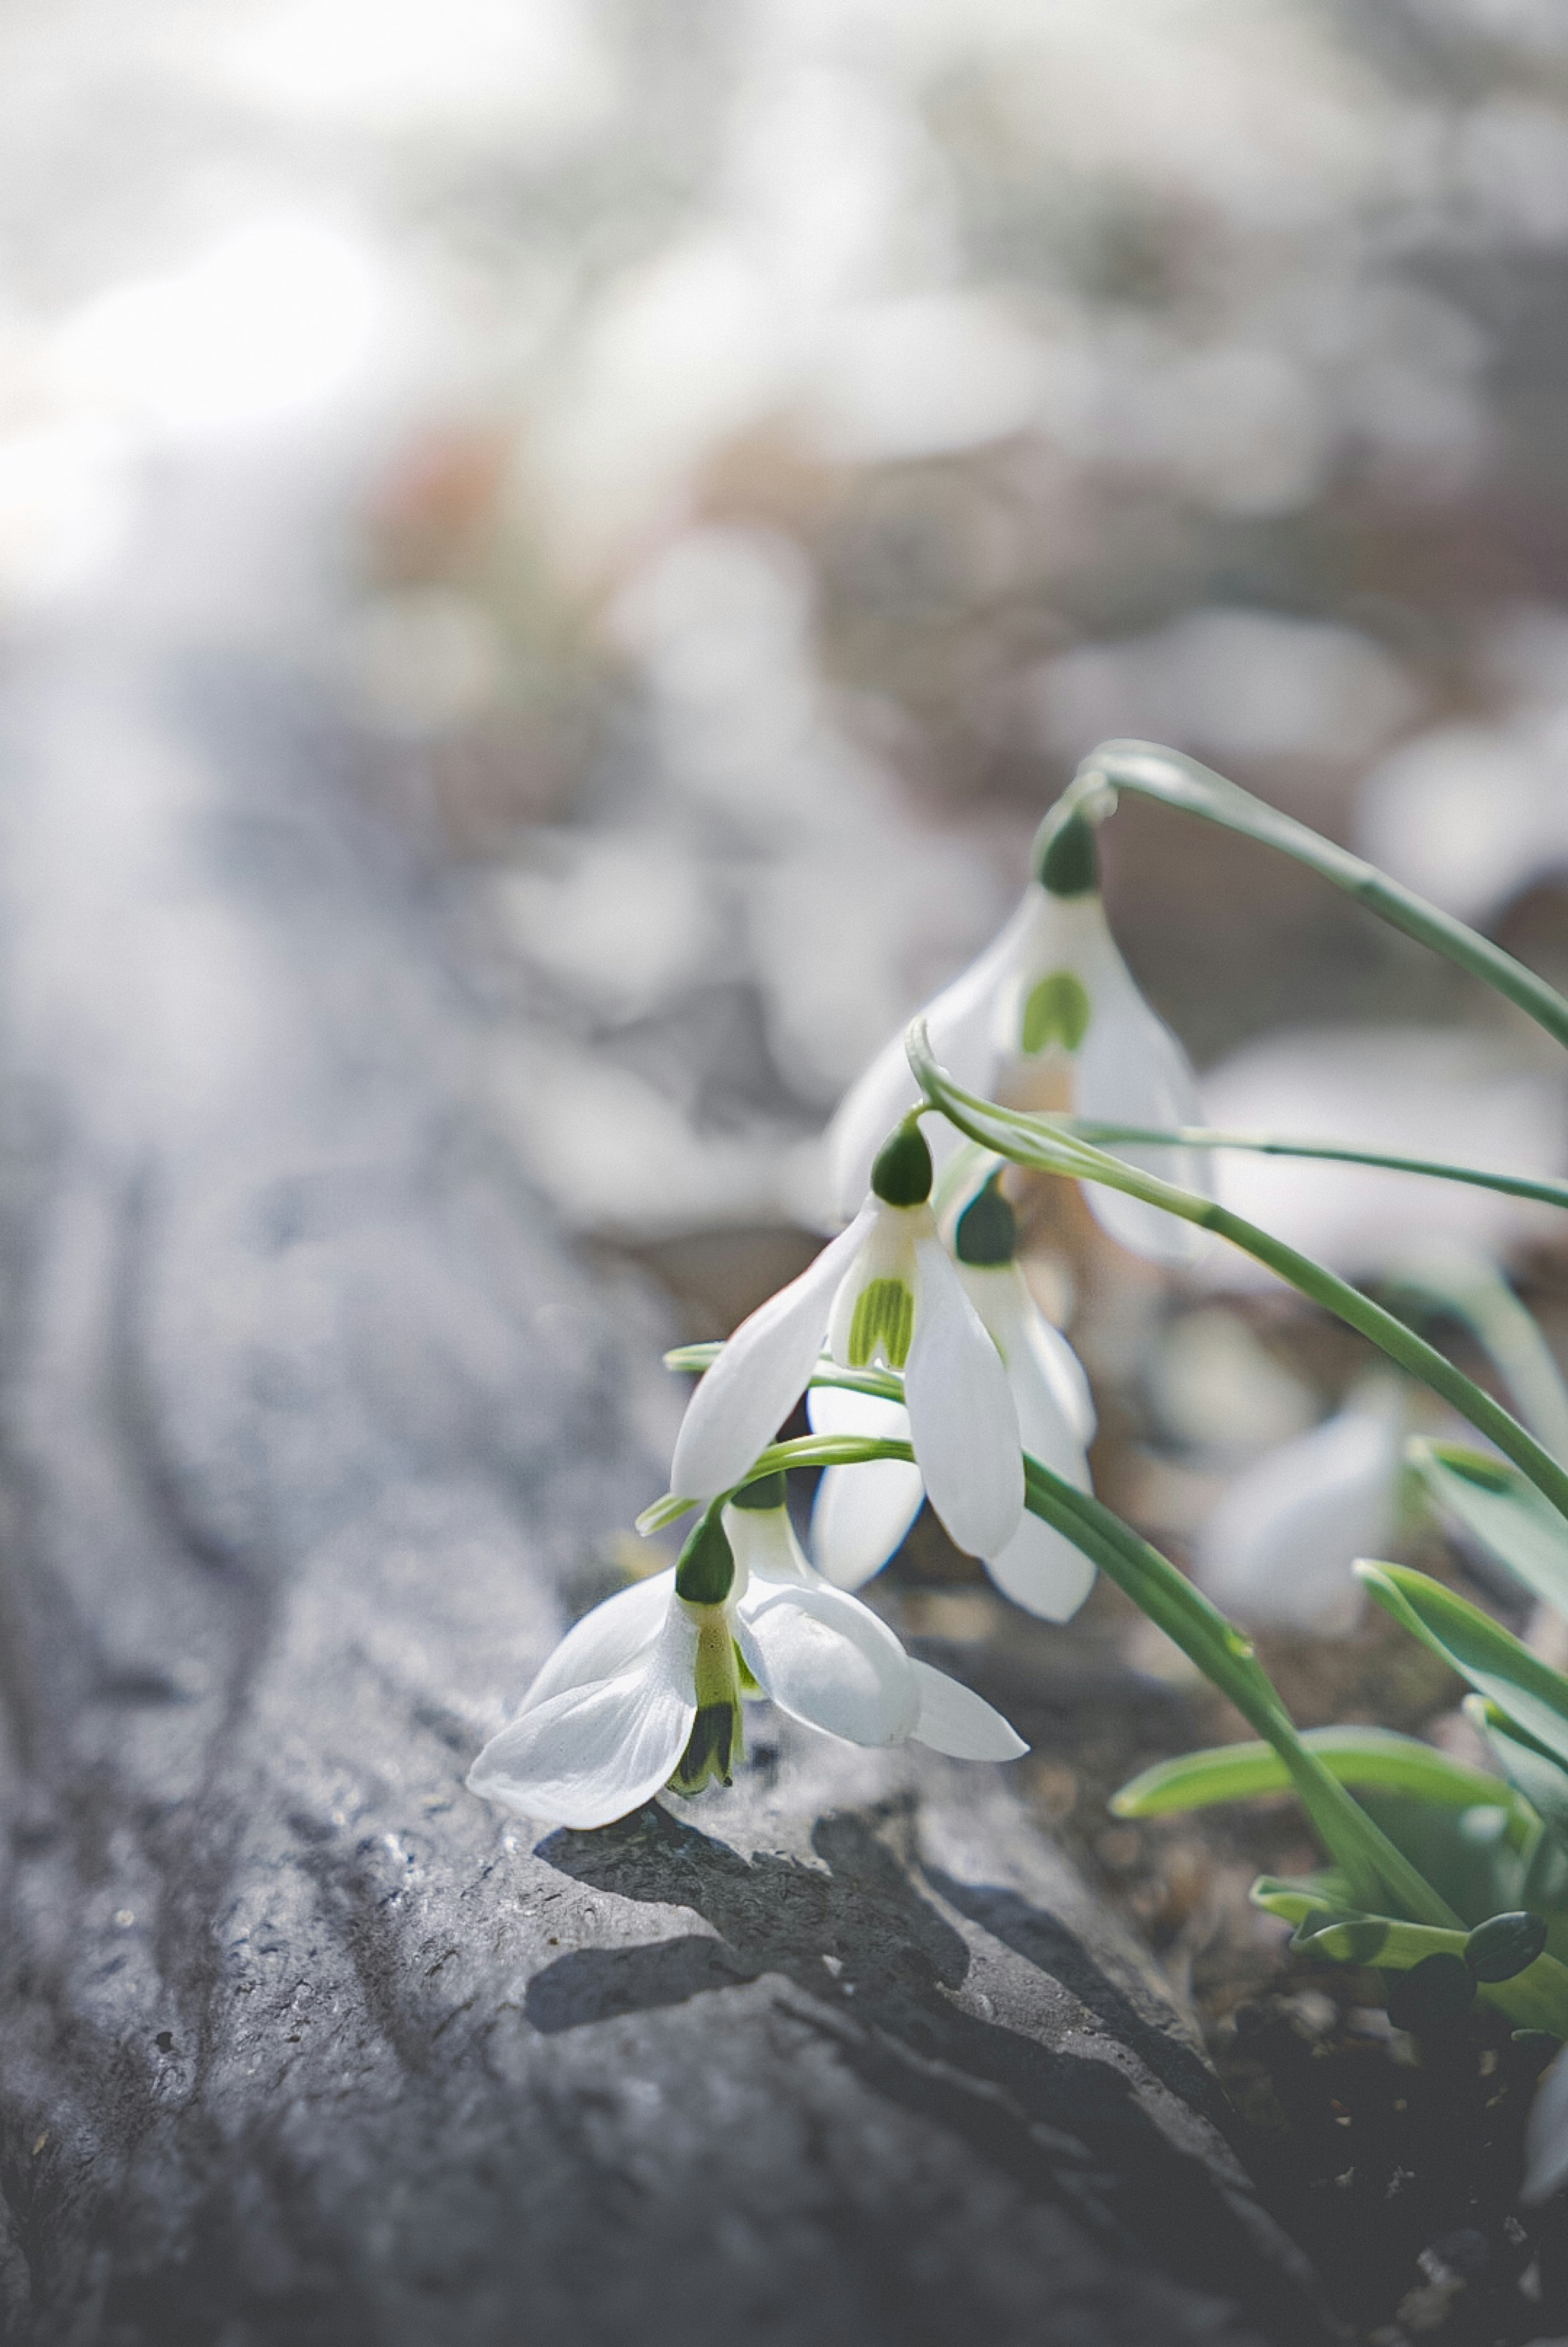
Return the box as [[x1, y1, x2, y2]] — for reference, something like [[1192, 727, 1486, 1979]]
[[847, 1277, 915, 1370], [670, 1609, 744, 1794], [1020, 969, 1091, 1057]]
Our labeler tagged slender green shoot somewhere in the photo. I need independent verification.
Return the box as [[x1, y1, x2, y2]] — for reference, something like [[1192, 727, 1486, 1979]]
[[1060, 739, 1568, 1054]]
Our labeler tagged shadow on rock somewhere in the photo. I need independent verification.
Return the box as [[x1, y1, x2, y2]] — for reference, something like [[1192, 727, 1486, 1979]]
[[535, 1800, 1331, 2347]]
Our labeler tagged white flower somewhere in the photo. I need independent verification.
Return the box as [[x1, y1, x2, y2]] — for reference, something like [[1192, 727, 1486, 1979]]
[[1525, 2040, 1568, 2203], [1191, 1387, 1403, 1635], [810, 1180, 1098, 1621], [670, 1125, 1025, 1561], [826, 810, 1211, 1267], [466, 1487, 1026, 1829]]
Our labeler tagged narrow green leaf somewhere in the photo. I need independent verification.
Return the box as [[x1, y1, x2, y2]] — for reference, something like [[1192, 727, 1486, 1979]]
[[1250, 1878, 1568, 2033], [1412, 1440, 1568, 1618], [1114, 1726, 1517, 1822], [1358, 1562, 1568, 1772]]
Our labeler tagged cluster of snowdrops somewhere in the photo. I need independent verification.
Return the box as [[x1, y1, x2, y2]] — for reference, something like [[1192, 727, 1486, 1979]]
[[469, 741, 1568, 2202]]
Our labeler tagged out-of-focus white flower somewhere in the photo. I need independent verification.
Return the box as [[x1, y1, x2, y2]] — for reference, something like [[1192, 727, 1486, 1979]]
[[810, 1181, 1098, 1621], [1525, 2040, 1568, 2203], [467, 1482, 1026, 1827], [671, 1124, 1024, 1562], [1192, 1387, 1403, 1635], [824, 811, 1211, 1268]]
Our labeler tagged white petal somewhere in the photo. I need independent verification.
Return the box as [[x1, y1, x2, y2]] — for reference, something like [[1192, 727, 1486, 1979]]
[[904, 1237, 1024, 1559], [467, 1609, 698, 1830], [824, 893, 1037, 1221], [807, 1384, 924, 1588], [518, 1570, 677, 1715], [1525, 2042, 1568, 2202], [1192, 1403, 1400, 1635], [1072, 917, 1213, 1269], [735, 1580, 919, 1745], [723, 1500, 814, 1586], [909, 1659, 1028, 1759], [984, 1510, 1098, 1622], [1024, 1313, 1098, 1446], [670, 1206, 873, 1501], [811, 1461, 926, 1588]]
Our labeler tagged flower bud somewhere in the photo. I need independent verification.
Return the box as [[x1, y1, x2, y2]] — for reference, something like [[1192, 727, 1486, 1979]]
[[1033, 810, 1099, 899], [675, 1510, 735, 1606], [870, 1122, 933, 1207], [1466, 1911, 1548, 1983]]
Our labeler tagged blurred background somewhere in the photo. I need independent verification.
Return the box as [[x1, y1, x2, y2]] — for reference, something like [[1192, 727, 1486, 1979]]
[[12, 0, 1568, 2021]]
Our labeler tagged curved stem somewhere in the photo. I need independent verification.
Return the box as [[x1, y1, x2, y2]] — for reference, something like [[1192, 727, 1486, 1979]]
[[911, 1028, 1568, 1529], [1058, 1118, 1568, 1216], [1064, 740, 1568, 1053]]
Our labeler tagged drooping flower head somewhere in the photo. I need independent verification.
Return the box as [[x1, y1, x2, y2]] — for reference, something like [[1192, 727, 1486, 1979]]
[[1191, 1384, 1404, 1636], [827, 808, 1212, 1267], [466, 1472, 1026, 1830], [670, 1121, 1025, 1563], [811, 1176, 1097, 1621]]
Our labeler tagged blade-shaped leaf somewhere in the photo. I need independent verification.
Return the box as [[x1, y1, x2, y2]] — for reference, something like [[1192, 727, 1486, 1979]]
[[1411, 1440, 1568, 1619], [1357, 1562, 1568, 1774], [1114, 1726, 1519, 1823], [1250, 1876, 1568, 2033]]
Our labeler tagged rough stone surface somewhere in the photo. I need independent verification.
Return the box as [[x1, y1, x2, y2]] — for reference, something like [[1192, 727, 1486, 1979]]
[[0, 452, 1330, 2345]]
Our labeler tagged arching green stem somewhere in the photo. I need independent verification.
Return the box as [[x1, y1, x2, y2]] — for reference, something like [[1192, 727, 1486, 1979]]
[[1058, 1118, 1568, 1218], [1058, 740, 1568, 1053], [910, 1028, 1568, 1529]]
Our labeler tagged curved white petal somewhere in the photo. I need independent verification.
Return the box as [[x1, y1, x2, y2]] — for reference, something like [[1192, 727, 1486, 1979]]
[[1024, 1313, 1098, 1446], [824, 893, 1037, 1221], [467, 1609, 699, 1830], [518, 1570, 677, 1715], [735, 1580, 919, 1745], [723, 1499, 814, 1587], [909, 1659, 1028, 1759], [806, 1383, 924, 1588], [1071, 918, 1213, 1269], [984, 1511, 1098, 1622], [1526, 2042, 1568, 2202], [670, 1207, 873, 1501], [904, 1237, 1024, 1559], [1192, 1403, 1400, 1635]]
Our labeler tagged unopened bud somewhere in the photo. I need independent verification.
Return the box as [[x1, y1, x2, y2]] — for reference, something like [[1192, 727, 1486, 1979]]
[[1034, 810, 1099, 898], [871, 1122, 933, 1207], [675, 1510, 735, 1605], [1466, 1911, 1548, 1982]]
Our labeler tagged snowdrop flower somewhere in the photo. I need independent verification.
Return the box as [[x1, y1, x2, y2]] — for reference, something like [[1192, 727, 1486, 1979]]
[[1192, 1385, 1404, 1636], [467, 1479, 1026, 1829], [670, 1122, 1025, 1562], [1525, 2041, 1568, 2203], [826, 810, 1211, 1267], [811, 1180, 1098, 1622]]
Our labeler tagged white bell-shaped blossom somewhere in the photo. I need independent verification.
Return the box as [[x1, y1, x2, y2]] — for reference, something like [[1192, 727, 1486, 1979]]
[[1192, 1385, 1404, 1635], [467, 1486, 1026, 1829], [723, 1487, 1026, 1760], [1525, 2041, 1568, 2203], [670, 1125, 1025, 1562], [810, 1182, 1098, 1621], [826, 810, 1211, 1268]]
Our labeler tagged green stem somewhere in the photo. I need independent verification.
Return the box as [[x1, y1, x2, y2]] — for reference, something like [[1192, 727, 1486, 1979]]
[[1378, 1251, 1568, 1465], [1058, 1118, 1568, 1218], [913, 1032, 1568, 1530], [1063, 740, 1568, 1053]]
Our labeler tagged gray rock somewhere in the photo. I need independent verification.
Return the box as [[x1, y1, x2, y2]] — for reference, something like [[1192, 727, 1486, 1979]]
[[0, 451, 1330, 2345]]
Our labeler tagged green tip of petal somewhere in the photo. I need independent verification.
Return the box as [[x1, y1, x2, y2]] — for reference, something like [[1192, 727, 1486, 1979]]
[[954, 1178, 1017, 1266], [1033, 809, 1099, 897], [871, 1122, 933, 1206], [675, 1511, 735, 1605], [731, 1471, 787, 1512]]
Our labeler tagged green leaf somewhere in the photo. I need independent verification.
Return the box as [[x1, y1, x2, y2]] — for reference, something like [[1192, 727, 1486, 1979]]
[[1411, 1439, 1568, 1617], [1113, 1726, 1517, 1822], [1249, 1876, 1568, 2034], [1357, 1562, 1568, 1773], [1467, 1697, 1568, 1843]]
